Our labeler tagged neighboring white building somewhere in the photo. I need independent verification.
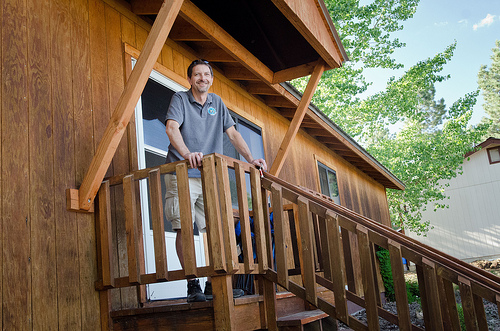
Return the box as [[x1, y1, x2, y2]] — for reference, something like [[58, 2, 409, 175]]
[[408, 138, 500, 262]]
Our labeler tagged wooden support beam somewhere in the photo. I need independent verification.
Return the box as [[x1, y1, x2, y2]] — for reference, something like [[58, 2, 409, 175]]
[[75, 0, 183, 210], [269, 59, 325, 176], [180, 0, 274, 83], [224, 66, 260, 81], [272, 61, 318, 84]]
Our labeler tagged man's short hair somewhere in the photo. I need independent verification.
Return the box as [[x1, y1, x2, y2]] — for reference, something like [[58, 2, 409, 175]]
[[187, 59, 213, 78]]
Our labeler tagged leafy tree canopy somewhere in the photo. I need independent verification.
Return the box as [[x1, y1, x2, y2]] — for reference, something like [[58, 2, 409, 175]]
[[292, 0, 489, 234], [478, 40, 500, 138]]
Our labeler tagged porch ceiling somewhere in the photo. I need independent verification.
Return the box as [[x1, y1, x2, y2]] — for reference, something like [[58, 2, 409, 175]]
[[128, 0, 403, 191]]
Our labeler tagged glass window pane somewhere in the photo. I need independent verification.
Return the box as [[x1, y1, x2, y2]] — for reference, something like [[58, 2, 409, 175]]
[[318, 165, 330, 197], [327, 170, 340, 205], [489, 147, 500, 163], [142, 79, 172, 151]]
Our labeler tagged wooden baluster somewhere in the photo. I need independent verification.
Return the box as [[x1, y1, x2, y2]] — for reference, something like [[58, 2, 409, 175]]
[[97, 180, 114, 288], [387, 241, 411, 331], [459, 276, 479, 331], [325, 210, 348, 323], [441, 277, 461, 330], [234, 162, 255, 273], [421, 258, 444, 330], [250, 167, 268, 272], [297, 197, 317, 305], [176, 163, 197, 278], [496, 295, 500, 322], [215, 156, 239, 273], [149, 168, 168, 281], [415, 263, 432, 328], [123, 175, 141, 284], [270, 183, 288, 288], [318, 215, 331, 280], [356, 225, 380, 331], [202, 155, 226, 273], [312, 213, 322, 272], [473, 293, 488, 330], [261, 187, 274, 269], [263, 276, 278, 331]]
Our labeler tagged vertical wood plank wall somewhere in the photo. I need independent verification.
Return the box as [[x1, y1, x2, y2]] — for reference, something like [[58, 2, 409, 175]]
[[0, 0, 391, 328]]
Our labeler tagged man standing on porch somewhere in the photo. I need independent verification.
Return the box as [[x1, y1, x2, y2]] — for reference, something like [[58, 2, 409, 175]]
[[164, 59, 267, 302]]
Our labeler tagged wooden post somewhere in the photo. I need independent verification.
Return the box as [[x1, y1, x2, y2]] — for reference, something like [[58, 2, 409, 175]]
[[250, 167, 268, 272], [235, 162, 255, 273], [356, 225, 380, 331], [297, 197, 317, 305], [96, 181, 114, 288], [212, 275, 235, 330], [176, 163, 197, 278], [270, 184, 288, 288], [269, 59, 325, 176], [123, 175, 142, 284], [202, 155, 226, 273], [422, 258, 443, 330], [263, 276, 278, 331], [149, 168, 168, 281], [441, 277, 462, 331], [215, 156, 239, 273], [459, 277, 479, 331], [77, 0, 184, 210], [387, 240, 411, 331], [325, 210, 348, 323]]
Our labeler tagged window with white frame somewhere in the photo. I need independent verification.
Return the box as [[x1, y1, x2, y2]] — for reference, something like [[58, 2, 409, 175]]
[[317, 161, 340, 205], [487, 146, 500, 164]]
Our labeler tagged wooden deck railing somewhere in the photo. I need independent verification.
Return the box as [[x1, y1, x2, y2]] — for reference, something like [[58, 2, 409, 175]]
[[95, 153, 500, 330]]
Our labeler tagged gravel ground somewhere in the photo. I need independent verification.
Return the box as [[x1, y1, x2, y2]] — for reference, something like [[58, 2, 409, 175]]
[[337, 258, 500, 330]]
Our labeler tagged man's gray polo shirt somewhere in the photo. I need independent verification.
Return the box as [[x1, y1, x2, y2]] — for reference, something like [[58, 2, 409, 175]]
[[165, 89, 235, 177]]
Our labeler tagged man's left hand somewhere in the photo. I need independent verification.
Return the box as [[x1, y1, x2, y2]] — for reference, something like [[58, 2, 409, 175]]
[[251, 158, 267, 171]]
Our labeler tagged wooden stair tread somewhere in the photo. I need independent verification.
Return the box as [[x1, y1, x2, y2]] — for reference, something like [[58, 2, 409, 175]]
[[277, 309, 328, 326]]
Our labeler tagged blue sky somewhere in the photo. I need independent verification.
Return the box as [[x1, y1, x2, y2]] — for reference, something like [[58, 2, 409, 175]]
[[362, 0, 500, 125]]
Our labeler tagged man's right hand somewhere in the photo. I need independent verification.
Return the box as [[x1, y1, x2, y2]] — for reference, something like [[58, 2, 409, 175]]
[[183, 152, 204, 169]]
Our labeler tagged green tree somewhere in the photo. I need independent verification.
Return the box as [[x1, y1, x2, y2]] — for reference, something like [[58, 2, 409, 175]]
[[292, 0, 488, 233], [478, 40, 500, 138]]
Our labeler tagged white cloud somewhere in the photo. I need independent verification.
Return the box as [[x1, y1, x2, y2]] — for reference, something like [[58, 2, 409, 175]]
[[458, 19, 468, 25], [473, 13, 496, 30], [434, 21, 449, 27]]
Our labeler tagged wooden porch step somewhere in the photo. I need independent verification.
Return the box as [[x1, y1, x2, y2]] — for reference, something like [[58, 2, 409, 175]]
[[277, 309, 337, 331]]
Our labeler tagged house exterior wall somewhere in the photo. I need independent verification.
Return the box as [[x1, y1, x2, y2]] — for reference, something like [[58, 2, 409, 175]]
[[0, 0, 391, 329], [408, 147, 500, 261]]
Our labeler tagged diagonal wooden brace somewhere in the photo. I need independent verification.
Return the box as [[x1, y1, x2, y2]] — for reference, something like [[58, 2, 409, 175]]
[[73, 0, 184, 211]]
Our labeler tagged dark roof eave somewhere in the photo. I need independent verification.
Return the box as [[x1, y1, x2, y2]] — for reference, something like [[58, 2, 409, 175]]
[[281, 82, 405, 190]]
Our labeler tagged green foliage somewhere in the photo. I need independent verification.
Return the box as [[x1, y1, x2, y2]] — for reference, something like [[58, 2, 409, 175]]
[[375, 248, 395, 301], [292, 0, 489, 234], [456, 303, 466, 330], [405, 280, 420, 304], [478, 40, 500, 138]]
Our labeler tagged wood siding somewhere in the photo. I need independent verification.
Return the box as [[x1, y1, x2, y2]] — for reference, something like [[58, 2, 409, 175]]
[[409, 147, 500, 261], [0, 0, 391, 328]]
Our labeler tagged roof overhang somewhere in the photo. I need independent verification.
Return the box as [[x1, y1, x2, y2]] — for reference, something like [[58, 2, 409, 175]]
[[464, 137, 500, 158]]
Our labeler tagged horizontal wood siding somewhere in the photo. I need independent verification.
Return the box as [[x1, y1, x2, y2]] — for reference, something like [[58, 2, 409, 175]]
[[0, 0, 392, 328]]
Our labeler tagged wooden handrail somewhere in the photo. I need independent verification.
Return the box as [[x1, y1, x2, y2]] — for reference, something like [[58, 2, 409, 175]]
[[94, 153, 500, 330]]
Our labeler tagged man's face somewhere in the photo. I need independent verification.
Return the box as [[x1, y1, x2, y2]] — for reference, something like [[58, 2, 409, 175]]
[[188, 64, 213, 94]]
